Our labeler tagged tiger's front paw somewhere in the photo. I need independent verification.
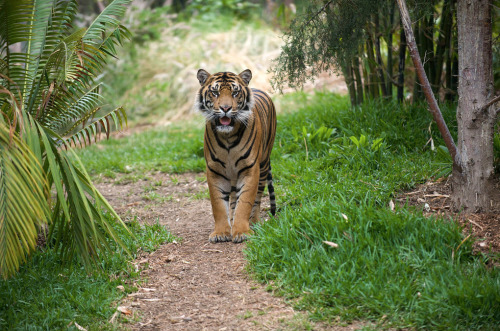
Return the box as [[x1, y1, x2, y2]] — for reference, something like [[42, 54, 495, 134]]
[[231, 228, 253, 243], [209, 231, 232, 243]]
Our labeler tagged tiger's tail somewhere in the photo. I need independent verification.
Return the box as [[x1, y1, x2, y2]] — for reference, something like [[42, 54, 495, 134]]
[[267, 166, 276, 216]]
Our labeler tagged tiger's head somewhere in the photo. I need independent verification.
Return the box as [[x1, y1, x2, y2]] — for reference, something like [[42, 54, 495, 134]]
[[195, 69, 255, 133]]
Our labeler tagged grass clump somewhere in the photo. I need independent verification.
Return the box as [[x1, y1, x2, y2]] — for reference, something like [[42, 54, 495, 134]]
[[0, 217, 176, 330], [244, 93, 499, 330]]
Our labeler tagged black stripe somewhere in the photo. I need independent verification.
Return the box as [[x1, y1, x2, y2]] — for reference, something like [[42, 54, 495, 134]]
[[238, 120, 255, 151], [206, 137, 226, 168], [237, 159, 256, 177], [235, 134, 256, 167], [267, 168, 276, 216], [229, 124, 246, 149], [207, 165, 229, 181], [211, 124, 229, 151]]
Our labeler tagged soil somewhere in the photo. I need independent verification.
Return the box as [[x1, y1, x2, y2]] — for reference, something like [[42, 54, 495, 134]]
[[395, 177, 500, 265], [96, 172, 367, 330]]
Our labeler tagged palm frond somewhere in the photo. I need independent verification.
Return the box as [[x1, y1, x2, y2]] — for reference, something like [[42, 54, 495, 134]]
[[62, 106, 126, 148], [42, 85, 102, 131], [0, 0, 132, 277], [36, 123, 130, 267], [83, 0, 131, 43], [0, 122, 49, 279]]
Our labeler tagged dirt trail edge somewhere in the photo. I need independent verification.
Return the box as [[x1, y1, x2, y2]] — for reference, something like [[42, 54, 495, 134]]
[[97, 172, 365, 331]]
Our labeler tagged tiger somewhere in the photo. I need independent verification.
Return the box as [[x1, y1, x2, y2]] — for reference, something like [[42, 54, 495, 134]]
[[194, 69, 277, 243]]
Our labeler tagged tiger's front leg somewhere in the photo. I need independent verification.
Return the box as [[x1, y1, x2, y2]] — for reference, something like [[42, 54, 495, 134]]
[[207, 171, 232, 243], [231, 165, 260, 243]]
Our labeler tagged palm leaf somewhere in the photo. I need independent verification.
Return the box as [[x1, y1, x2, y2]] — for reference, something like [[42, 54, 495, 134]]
[[62, 106, 126, 147], [37, 123, 130, 267], [0, 0, 132, 277], [83, 0, 131, 43], [0, 122, 49, 279]]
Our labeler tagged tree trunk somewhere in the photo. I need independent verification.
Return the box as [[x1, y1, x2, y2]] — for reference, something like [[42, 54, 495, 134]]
[[353, 55, 364, 105], [413, 21, 423, 101], [386, 2, 395, 97], [343, 61, 357, 106], [374, 14, 388, 97], [397, 27, 406, 102], [366, 37, 380, 98], [452, 0, 499, 212], [434, 0, 454, 97]]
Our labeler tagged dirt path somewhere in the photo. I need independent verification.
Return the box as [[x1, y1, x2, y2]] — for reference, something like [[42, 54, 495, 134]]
[[96, 172, 364, 330]]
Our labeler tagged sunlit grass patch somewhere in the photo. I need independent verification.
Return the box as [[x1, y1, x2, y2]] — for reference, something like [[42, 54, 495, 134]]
[[78, 122, 206, 176]]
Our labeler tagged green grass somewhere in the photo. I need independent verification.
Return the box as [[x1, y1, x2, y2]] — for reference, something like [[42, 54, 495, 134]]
[[79, 122, 206, 175], [244, 93, 499, 330], [0, 218, 176, 330]]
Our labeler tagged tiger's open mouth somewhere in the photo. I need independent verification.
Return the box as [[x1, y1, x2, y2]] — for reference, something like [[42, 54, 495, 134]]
[[217, 116, 234, 126]]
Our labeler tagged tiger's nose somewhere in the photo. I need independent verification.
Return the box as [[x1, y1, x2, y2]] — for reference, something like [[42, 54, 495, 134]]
[[220, 105, 232, 112]]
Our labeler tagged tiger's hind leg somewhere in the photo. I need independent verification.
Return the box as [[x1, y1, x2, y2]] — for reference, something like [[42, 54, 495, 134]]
[[249, 169, 268, 224]]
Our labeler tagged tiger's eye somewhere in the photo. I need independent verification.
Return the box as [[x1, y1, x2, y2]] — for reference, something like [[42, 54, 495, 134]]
[[232, 91, 239, 97]]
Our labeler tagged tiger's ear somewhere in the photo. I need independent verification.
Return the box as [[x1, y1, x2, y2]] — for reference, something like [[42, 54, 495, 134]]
[[197, 69, 211, 86], [238, 69, 252, 85]]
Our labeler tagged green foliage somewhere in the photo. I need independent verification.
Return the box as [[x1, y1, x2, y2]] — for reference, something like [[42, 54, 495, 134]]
[[0, 125, 49, 276], [0, 0, 131, 278], [494, 131, 500, 174], [244, 93, 499, 329], [0, 217, 176, 330], [185, 0, 259, 21], [270, 0, 383, 91]]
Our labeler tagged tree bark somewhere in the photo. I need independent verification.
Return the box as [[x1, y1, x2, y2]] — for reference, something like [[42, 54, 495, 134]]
[[366, 37, 380, 98], [353, 55, 364, 105], [452, 0, 499, 212], [343, 62, 357, 106]]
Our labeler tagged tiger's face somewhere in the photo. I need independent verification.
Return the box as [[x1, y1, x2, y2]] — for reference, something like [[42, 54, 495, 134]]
[[195, 69, 255, 133]]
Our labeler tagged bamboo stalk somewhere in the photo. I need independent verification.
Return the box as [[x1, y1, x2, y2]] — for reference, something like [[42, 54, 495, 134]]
[[397, 27, 406, 102]]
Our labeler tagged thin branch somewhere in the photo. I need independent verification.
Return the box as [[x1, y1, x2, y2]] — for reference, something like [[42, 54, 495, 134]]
[[397, 0, 460, 169], [480, 93, 500, 112], [302, 0, 333, 28]]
